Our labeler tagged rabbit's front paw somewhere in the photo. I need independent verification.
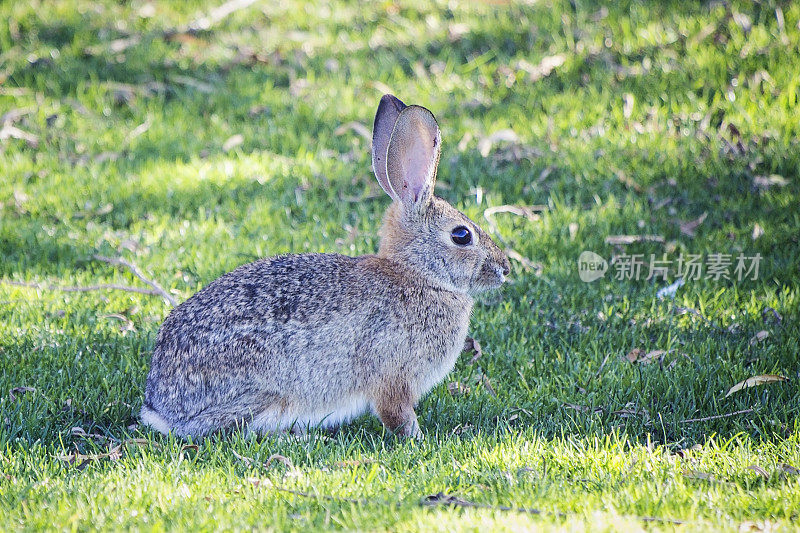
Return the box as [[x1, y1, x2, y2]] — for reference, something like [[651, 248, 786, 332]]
[[397, 417, 424, 440], [375, 387, 423, 439]]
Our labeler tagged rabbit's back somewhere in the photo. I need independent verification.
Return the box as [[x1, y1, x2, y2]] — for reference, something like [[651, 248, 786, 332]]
[[143, 253, 472, 435]]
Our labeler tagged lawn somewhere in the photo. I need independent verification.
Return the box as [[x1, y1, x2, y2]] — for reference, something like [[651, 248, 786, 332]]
[[1, 0, 799, 530]]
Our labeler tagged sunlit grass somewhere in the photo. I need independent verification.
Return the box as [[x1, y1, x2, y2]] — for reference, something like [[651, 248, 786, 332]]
[[1, 0, 798, 530]]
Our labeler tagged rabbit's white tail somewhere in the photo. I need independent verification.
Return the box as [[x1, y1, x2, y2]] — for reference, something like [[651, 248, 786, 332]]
[[140, 404, 171, 435]]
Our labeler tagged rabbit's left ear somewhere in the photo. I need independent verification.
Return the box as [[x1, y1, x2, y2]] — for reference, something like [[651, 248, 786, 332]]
[[386, 105, 441, 209], [372, 94, 407, 201]]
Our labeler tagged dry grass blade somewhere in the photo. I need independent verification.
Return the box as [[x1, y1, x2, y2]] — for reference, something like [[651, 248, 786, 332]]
[[334, 121, 371, 142], [2, 279, 166, 298], [753, 174, 788, 189], [0, 107, 34, 125], [605, 235, 665, 245], [231, 449, 254, 467], [480, 374, 497, 398], [483, 205, 543, 231], [505, 248, 542, 274], [185, 0, 259, 33], [57, 444, 124, 468], [677, 408, 754, 424], [725, 375, 788, 397], [0, 124, 39, 148], [563, 403, 604, 415], [747, 465, 769, 479], [92, 255, 178, 306], [423, 492, 548, 516]]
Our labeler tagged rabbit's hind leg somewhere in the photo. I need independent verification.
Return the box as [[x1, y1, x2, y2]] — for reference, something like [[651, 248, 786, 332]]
[[140, 404, 172, 435]]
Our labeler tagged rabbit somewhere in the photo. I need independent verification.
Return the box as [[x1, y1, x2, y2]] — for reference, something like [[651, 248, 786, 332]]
[[140, 94, 510, 438]]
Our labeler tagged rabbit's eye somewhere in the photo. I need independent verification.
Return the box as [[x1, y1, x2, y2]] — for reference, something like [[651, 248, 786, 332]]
[[451, 226, 472, 246]]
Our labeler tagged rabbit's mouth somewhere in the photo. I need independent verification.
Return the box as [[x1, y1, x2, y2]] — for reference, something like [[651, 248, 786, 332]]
[[472, 261, 507, 292]]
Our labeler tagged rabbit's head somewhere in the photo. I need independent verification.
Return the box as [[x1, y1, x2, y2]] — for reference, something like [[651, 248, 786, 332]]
[[371, 94, 510, 294]]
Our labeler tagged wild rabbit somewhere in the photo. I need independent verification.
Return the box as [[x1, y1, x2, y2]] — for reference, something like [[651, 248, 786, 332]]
[[140, 94, 510, 438]]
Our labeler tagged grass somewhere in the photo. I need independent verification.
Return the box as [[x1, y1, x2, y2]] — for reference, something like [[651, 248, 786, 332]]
[[1, 0, 799, 530]]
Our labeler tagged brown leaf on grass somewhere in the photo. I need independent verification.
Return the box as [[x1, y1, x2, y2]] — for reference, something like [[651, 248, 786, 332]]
[[334, 121, 371, 143], [447, 382, 471, 396], [625, 348, 643, 363], [222, 134, 244, 152], [777, 464, 799, 476], [627, 349, 665, 364], [747, 465, 769, 479], [179, 444, 199, 462], [9, 386, 35, 401], [725, 375, 789, 397], [679, 212, 707, 237], [462, 336, 482, 364], [605, 234, 664, 245], [749, 330, 769, 346], [265, 453, 294, 470]]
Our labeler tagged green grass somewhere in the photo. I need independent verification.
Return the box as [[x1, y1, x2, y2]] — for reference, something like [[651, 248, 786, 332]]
[[1, 0, 799, 530]]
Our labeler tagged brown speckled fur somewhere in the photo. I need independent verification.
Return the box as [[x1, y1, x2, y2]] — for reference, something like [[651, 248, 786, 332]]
[[140, 95, 510, 438]]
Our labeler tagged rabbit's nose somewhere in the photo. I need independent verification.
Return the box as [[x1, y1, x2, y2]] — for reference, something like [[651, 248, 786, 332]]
[[500, 257, 511, 276]]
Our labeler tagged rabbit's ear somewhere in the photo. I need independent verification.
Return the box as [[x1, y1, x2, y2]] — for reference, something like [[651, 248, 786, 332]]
[[372, 94, 407, 201], [386, 105, 441, 208]]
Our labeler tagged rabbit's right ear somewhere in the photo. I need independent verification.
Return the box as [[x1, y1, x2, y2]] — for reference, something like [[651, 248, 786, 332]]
[[372, 94, 407, 201]]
